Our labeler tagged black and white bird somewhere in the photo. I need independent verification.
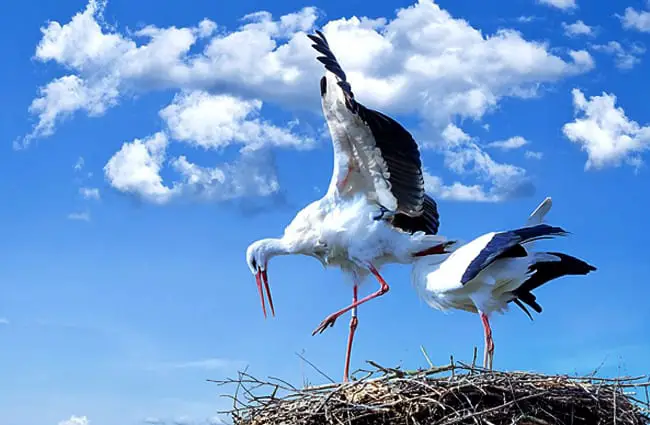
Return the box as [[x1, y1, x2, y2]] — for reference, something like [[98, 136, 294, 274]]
[[245, 30, 454, 382], [410, 197, 596, 369]]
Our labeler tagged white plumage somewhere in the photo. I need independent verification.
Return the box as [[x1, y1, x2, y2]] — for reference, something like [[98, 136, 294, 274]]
[[410, 197, 596, 369], [245, 30, 453, 381]]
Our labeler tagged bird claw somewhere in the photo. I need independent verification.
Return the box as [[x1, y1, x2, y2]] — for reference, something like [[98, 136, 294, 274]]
[[312, 314, 340, 336]]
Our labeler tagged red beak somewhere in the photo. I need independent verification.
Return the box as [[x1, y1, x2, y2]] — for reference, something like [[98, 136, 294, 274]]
[[255, 268, 275, 318]]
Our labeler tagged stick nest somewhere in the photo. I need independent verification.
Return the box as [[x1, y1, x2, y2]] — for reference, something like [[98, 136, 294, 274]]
[[211, 361, 650, 425]]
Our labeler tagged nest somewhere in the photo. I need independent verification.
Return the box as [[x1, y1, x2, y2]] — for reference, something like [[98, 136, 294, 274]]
[[211, 359, 650, 425]]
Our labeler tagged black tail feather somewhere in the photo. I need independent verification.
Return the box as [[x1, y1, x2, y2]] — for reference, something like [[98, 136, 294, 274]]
[[510, 252, 596, 320]]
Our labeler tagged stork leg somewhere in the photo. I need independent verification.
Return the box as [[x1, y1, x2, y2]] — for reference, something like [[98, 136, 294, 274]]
[[480, 312, 495, 370], [312, 263, 389, 335], [342, 285, 359, 383]]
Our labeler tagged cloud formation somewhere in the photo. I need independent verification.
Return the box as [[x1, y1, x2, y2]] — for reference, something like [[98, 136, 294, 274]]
[[591, 41, 645, 70], [562, 88, 650, 170], [563, 20, 594, 37], [538, 0, 577, 11], [487, 136, 530, 151], [422, 125, 534, 202], [23, 0, 596, 204], [22, 0, 592, 146], [619, 7, 650, 33]]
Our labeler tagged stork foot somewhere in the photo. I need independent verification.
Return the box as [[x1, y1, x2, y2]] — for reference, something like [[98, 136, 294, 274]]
[[312, 312, 342, 335]]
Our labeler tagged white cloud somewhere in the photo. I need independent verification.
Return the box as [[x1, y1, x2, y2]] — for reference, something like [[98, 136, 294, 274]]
[[103, 132, 282, 204], [538, 0, 577, 11], [102, 89, 309, 204], [487, 136, 529, 150], [525, 150, 544, 160], [160, 91, 312, 151], [516, 16, 538, 23], [563, 20, 593, 37], [20, 0, 594, 147], [424, 125, 534, 202], [58, 416, 89, 425], [562, 88, 650, 170], [591, 41, 645, 70], [19, 75, 119, 148], [68, 211, 91, 221], [143, 418, 164, 425], [104, 132, 173, 204], [79, 187, 100, 200], [619, 7, 650, 33], [0, 318, 8, 325], [170, 152, 280, 202], [197, 19, 217, 39], [441, 123, 471, 146]]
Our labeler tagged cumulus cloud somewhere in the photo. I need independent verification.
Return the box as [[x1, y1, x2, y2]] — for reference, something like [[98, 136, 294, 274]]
[[563, 20, 594, 37], [104, 132, 173, 204], [58, 416, 89, 425], [423, 125, 534, 202], [102, 89, 308, 204], [22, 0, 598, 204], [538, 0, 577, 11], [159, 91, 313, 151], [20, 0, 593, 147], [590, 41, 645, 70], [562, 88, 650, 170], [619, 7, 650, 33], [103, 132, 282, 204], [487, 136, 529, 150]]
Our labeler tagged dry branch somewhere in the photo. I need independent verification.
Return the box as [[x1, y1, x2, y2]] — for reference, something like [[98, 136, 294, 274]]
[[209, 361, 650, 425]]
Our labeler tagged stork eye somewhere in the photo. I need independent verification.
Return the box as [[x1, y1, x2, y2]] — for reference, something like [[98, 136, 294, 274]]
[[251, 258, 258, 270]]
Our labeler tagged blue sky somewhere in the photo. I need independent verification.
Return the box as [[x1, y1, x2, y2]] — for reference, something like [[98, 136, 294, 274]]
[[2, 0, 650, 424]]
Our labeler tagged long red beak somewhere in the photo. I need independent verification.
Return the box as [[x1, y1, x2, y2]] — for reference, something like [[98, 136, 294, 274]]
[[255, 268, 275, 318]]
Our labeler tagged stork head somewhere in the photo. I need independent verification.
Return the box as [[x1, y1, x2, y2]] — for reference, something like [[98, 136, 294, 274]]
[[245, 238, 288, 319]]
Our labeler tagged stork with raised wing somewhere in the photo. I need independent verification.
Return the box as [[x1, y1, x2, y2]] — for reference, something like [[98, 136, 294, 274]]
[[245, 30, 455, 382], [410, 197, 596, 369]]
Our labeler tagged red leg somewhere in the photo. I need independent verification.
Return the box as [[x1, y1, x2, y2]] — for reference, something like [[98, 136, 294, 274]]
[[480, 312, 494, 369], [342, 285, 358, 383], [312, 264, 389, 336]]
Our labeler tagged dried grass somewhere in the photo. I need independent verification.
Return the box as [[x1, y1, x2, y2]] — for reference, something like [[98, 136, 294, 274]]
[[210, 358, 650, 425]]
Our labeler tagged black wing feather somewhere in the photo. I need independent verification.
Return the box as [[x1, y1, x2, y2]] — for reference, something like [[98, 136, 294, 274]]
[[391, 194, 441, 235], [308, 30, 426, 217], [461, 224, 569, 285]]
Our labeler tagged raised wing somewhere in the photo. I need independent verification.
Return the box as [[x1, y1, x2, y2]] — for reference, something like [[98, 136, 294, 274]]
[[308, 30, 426, 217]]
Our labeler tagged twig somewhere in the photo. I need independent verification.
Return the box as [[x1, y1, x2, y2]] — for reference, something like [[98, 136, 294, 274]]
[[421, 345, 434, 369], [295, 351, 336, 384]]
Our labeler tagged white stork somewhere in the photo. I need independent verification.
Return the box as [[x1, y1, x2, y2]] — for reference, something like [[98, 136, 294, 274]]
[[410, 197, 596, 369], [245, 30, 454, 381]]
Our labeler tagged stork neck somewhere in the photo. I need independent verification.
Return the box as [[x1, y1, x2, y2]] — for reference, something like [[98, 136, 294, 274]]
[[258, 237, 296, 259]]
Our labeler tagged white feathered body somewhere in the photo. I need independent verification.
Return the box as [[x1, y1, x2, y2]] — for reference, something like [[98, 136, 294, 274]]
[[282, 192, 448, 281], [411, 233, 554, 316]]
